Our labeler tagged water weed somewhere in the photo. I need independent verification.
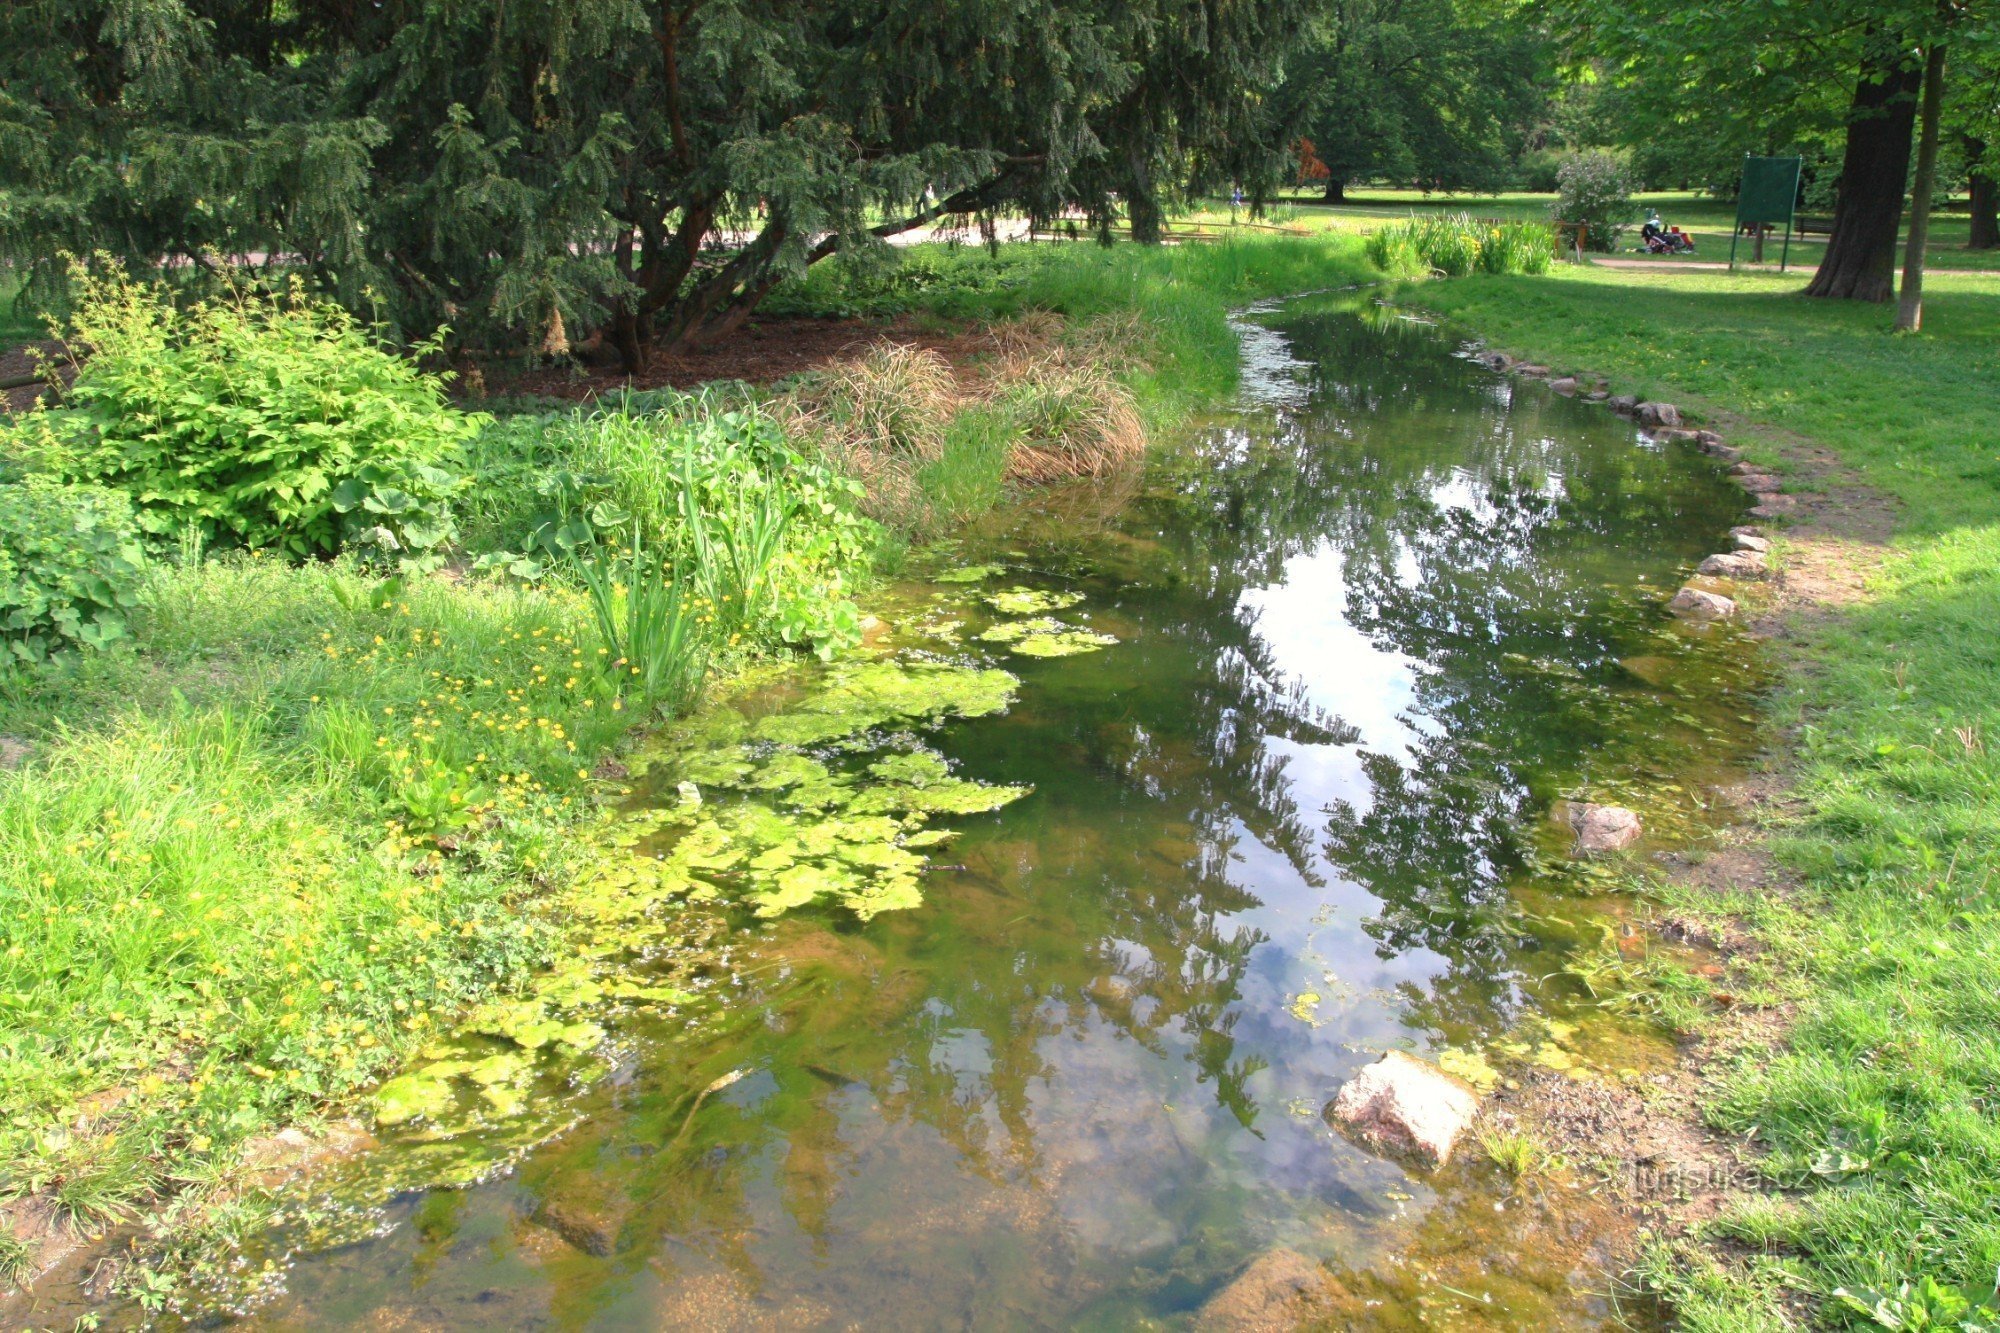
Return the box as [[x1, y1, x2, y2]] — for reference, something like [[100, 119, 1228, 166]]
[[1367, 214, 1555, 278]]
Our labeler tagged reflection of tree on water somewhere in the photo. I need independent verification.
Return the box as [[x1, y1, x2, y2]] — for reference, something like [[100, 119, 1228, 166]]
[[271, 308, 1752, 1327]]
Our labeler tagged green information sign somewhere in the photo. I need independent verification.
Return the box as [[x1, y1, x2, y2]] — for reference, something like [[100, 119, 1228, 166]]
[[1731, 155, 1803, 271]]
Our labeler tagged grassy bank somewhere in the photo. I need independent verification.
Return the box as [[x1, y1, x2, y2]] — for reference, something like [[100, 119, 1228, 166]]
[[0, 234, 1375, 1294], [1410, 265, 2000, 1328]]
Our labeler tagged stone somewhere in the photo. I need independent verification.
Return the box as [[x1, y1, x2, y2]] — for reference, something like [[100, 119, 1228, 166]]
[[1734, 472, 1784, 495], [1704, 443, 1743, 463], [0, 737, 27, 770], [1548, 376, 1578, 395], [1326, 1050, 1479, 1168], [534, 1193, 631, 1257], [1608, 394, 1638, 415], [1586, 389, 1610, 402], [1696, 430, 1725, 446], [1569, 802, 1643, 852], [1482, 351, 1515, 371], [1751, 494, 1799, 518], [1669, 586, 1736, 620], [1196, 1249, 1334, 1331], [1698, 552, 1768, 580], [1731, 527, 1770, 553], [1515, 364, 1550, 378], [1635, 401, 1681, 427], [1653, 427, 1698, 443]]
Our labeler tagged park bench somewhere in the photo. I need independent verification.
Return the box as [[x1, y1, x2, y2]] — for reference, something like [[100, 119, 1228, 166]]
[[1797, 214, 1835, 237]]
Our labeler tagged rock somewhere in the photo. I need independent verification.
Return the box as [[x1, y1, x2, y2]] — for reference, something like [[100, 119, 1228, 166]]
[[1586, 389, 1610, 402], [1698, 552, 1768, 580], [1635, 401, 1681, 427], [1482, 351, 1515, 371], [1569, 802, 1643, 852], [0, 737, 27, 771], [1734, 472, 1784, 495], [1731, 527, 1771, 553], [1196, 1249, 1334, 1331], [534, 1193, 631, 1257], [1653, 427, 1698, 443], [1669, 586, 1736, 620], [1704, 443, 1743, 463], [1515, 364, 1550, 378], [1696, 430, 1725, 446], [1751, 495, 1798, 518], [1608, 394, 1638, 415], [1326, 1050, 1479, 1168], [1548, 376, 1578, 395]]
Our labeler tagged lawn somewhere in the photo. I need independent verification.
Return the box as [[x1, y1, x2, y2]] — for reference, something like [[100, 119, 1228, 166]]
[[1410, 264, 2000, 1328], [1178, 188, 2000, 273]]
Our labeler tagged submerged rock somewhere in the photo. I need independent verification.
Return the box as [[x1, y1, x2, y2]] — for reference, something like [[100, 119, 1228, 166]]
[[1669, 586, 1736, 621], [1698, 552, 1769, 580], [1326, 1050, 1479, 1168], [1569, 802, 1642, 852], [1196, 1249, 1334, 1330], [1636, 401, 1681, 427], [1548, 376, 1578, 395]]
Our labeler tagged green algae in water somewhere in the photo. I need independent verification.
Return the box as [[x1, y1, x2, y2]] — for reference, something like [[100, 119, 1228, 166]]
[[750, 660, 1021, 746], [985, 586, 1085, 614], [977, 616, 1119, 658], [933, 563, 1006, 583]]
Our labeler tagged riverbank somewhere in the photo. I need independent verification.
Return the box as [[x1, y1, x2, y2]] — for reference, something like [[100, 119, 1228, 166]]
[[1409, 264, 2000, 1327], [0, 236, 1379, 1310]]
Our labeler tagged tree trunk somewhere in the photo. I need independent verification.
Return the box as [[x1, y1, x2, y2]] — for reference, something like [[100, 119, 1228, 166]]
[[1805, 55, 1922, 301], [1322, 178, 1348, 204], [1969, 139, 1999, 249], [1126, 143, 1163, 244], [1895, 40, 1947, 332]]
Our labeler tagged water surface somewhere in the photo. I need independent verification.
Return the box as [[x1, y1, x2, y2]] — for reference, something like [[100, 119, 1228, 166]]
[[239, 298, 1759, 1329]]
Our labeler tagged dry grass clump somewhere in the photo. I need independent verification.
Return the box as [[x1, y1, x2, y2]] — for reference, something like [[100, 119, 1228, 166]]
[[793, 342, 956, 462], [782, 313, 1151, 525], [991, 353, 1145, 482]]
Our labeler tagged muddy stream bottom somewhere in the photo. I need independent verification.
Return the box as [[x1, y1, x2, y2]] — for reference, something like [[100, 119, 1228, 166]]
[[160, 298, 1761, 1329]]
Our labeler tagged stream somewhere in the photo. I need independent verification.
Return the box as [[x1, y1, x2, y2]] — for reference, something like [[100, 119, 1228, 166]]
[[192, 295, 1760, 1328]]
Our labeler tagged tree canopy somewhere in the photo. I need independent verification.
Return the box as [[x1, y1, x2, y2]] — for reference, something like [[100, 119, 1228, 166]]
[[0, 0, 1305, 364]]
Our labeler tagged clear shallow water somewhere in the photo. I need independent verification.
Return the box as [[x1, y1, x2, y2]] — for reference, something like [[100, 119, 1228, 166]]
[[222, 299, 1760, 1329]]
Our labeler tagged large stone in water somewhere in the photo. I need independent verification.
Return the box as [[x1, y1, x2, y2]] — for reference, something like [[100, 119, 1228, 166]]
[[1570, 802, 1642, 852], [1326, 1050, 1479, 1168], [1731, 528, 1771, 554], [1669, 586, 1736, 620], [1608, 394, 1639, 414], [1548, 376, 1578, 395], [1636, 401, 1681, 427], [1195, 1249, 1334, 1330], [1698, 552, 1769, 580]]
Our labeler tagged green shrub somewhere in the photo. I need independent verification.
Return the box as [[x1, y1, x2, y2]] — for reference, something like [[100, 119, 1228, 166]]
[[0, 475, 148, 662], [1553, 152, 1639, 252], [15, 263, 482, 564]]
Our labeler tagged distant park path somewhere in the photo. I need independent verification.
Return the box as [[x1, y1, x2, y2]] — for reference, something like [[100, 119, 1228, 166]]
[[1591, 255, 2000, 277]]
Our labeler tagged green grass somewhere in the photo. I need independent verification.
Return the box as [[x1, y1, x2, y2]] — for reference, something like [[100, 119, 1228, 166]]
[[0, 269, 41, 349], [1408, 265, 2000, 1326], [1179, 189, 2000, 274]]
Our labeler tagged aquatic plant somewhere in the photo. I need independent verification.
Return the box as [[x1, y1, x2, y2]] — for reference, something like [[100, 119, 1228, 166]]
[[1366, 214, 1555, 278], [575, 532, 710, 715]]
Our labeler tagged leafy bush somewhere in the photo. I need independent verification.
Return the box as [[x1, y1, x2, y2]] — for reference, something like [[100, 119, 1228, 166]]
[[0, 475, 147, 662], [16, 264, 482, 564], [1366, 214, 1554, 278], [467, 400, 874, 663], [1553, 152, 1639, 252]]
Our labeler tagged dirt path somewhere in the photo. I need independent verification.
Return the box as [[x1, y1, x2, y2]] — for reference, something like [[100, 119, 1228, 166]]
[[1590, 256, 2000, 278]]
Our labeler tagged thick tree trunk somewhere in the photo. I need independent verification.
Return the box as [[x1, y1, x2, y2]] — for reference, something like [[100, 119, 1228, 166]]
[[1969, 139, 1999, 249], [1805, 56, 1921, 300], [1125, 143, 1164, 244], [1322, 178, 1348, 204], [1895, 41, 1947, 332]]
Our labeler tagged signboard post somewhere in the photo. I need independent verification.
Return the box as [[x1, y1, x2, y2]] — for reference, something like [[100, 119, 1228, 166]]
[[1731, 155, 1804, 271]]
